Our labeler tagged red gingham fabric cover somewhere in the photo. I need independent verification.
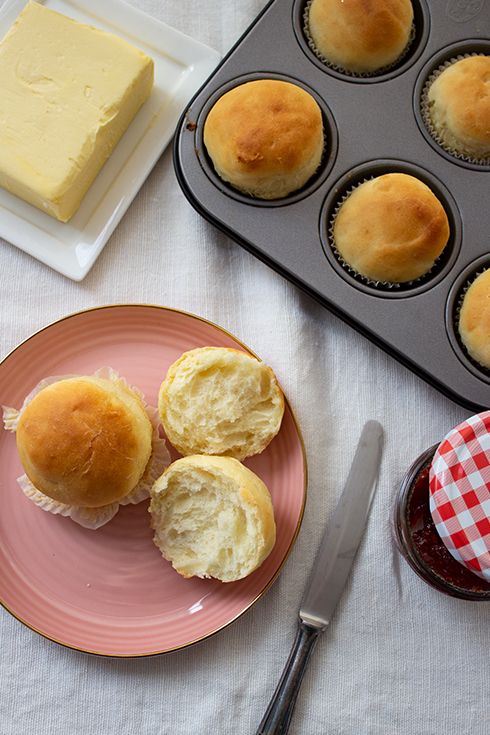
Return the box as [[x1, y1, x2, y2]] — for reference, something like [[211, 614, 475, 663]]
[[429, 411, 490, 582]]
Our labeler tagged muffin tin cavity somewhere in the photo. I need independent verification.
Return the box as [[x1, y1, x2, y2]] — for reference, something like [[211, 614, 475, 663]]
[[194, 73, 338, 207], [415, 40, 490, 168], [446, 256, 490, 383], [320, 160, 461, 297], [294, 0, 430, 82]]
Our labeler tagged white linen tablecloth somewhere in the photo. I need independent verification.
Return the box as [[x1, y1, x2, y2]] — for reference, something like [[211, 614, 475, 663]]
[[0, 1, 488, 734]]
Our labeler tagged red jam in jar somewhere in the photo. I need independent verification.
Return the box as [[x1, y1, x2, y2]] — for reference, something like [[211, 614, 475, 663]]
[[394, 446, 490, 599]]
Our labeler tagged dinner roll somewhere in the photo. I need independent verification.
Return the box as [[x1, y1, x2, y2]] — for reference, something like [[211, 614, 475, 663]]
[[427, 55, 490, 160], [149, 455, 276, 582], [308, 0, 414, 74], [458, 269, 490, 369], [16, 375, 153, 508], [332, 173, 450, 283], [203, 79, 324, 199], [158, 347, 284, 460]]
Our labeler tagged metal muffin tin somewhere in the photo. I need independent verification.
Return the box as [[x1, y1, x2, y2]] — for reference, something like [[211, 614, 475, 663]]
[[173, 0, 490, 412]]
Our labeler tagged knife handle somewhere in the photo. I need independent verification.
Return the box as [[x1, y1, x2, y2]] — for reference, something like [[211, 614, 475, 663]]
[[255, 619, 322, 735]]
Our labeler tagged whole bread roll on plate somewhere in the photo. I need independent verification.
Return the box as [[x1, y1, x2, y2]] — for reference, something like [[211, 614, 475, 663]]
[[307, 0, 414, 74], [158, 347, 284, 460], [3, 367, 170, 528], [332, 173, 450, 283], [458, 269, 490, 370], [203, 79, 324, 199], [149, 455, 276, 582], [426, 55, 490, 161]]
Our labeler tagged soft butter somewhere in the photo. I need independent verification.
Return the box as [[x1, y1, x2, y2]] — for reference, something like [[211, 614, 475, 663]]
[[0, 1, 154, 222]]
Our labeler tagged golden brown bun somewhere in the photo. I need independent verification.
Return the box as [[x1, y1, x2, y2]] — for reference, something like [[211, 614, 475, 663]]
[[308, 0, 414, 74], [149, 455, 276, 582], [332, 173, 450, 283], [16, 376, 153, 507], [203, 79, 324, 199], [158, 346, 284, 460], [458, 269, 490, 369], [427, 56, 490, 160]]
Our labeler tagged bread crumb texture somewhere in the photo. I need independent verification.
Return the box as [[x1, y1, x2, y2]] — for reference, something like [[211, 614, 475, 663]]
[[158, 346, 284, 460], [149, 455, 276, 582]]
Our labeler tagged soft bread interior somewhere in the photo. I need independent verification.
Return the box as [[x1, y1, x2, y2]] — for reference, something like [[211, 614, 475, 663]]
[[16, 376, 153, 507], [158, 347, 284, 460], [149, 455, 276, 582]]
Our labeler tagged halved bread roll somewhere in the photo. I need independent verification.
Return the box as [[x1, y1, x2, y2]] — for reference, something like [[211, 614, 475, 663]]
[[158, 347, 284, 460], [149, 455, 276, 582]]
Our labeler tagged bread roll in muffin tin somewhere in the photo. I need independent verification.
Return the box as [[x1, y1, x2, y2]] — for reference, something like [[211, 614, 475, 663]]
[[174, 0, 490, 412]]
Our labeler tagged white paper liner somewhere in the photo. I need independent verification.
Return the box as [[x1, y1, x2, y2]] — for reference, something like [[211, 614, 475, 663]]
[[328, 176, 444, 289], [420, 53, 490, 165], [303, 0, 415, 78], [2, 367, 171, 529]]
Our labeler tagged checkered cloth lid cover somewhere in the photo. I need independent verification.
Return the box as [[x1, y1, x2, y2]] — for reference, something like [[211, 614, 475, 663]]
[[429, 411, 490, 582]]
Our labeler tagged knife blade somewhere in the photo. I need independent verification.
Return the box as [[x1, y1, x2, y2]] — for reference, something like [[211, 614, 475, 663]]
[[255, 420, 383, 735]]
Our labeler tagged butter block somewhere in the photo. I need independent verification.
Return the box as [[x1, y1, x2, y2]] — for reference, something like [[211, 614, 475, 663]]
[[0, 1, 154, 222]]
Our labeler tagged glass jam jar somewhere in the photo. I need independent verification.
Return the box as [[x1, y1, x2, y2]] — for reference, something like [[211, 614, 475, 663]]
[[394, 445, 490, 600]]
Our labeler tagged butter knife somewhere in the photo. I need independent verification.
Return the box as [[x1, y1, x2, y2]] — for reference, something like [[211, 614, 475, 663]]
[[255, 419, 383, 735]]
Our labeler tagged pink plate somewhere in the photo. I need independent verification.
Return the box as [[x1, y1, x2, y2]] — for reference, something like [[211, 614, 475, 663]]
[[0, 305, 306, 656]]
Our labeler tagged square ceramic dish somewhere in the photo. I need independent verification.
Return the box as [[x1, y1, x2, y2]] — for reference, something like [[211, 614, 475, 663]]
[[0, 0, 221, 280], [174, 0, 490, 412]]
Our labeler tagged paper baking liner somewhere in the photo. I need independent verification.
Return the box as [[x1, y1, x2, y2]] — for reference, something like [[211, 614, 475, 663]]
[[430, 412, 490, 582], [303, 0, 415, 78], [2, 367, 171, 529], [420, 53, 490, 165]]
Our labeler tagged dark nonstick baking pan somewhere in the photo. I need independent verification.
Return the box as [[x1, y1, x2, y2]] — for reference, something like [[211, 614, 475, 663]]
[[173, 0, 490, 412]]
